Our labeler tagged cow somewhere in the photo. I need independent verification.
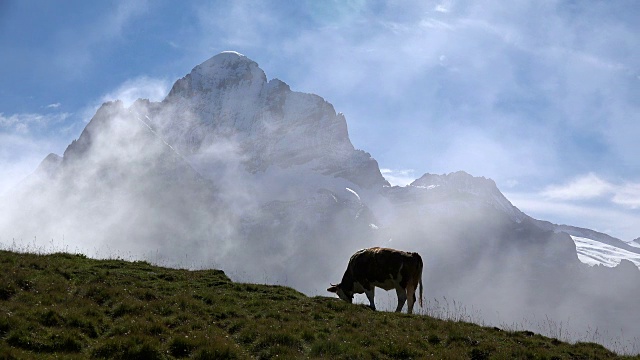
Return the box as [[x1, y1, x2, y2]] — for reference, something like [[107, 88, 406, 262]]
[[327, 247, 423, 314]]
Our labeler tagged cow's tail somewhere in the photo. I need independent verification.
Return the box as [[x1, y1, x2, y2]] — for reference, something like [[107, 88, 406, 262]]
[[418, 270, 423, 308]]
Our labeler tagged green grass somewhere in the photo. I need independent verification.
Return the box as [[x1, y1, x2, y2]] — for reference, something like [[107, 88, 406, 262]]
[[0, 250, 638, 359]]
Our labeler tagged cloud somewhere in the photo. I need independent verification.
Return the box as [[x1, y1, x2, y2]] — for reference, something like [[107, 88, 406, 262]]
[[434, 0, 452, 13], [0, 112, 71, 134], [0, 76, 171, 193], [0, 131, 68, 195], [380, 168, 416, 186], [612, 183, 640, 209], [0, 111, 75, 194], [507, 190, 640, 241], [46, 103, 61, 109], [198, 1, 637, 188], [539, 173, 640, 210], [508, 173, 640, 240], [74, 76, 171, 125], [541, 173, 614, 201], [100, 76, 171, 106]]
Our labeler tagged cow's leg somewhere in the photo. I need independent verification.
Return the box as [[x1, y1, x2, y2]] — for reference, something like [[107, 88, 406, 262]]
[[394, 287, 407, 312], [364, 288, 376, 310], [406, 284, 416, 314]]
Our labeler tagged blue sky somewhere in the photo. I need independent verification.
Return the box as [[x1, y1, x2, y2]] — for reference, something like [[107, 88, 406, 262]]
[[1, 0, 639, 240]]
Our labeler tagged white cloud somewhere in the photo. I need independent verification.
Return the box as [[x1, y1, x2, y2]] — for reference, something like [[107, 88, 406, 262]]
[[100, 76, 170, 106], [46, 103, 61, 109], [535, 172, 640, 211], [74, 75, 172, 131], [541, 173, 614, 201], [380, 168, 416, 186], [0, 109, 84, 195], [507, 191, 640, 241], [434, 1, 452, 13], [0, 74, 167, 197], [507, 172, 640, 239], [0, 131, 69, 195], [612, 183, 640, 209], [539, 173, 640, 210], [0, 112, 71, 134]]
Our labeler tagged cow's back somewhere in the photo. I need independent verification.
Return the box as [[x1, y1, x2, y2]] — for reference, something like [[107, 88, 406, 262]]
[[348, 247, 422, 287]]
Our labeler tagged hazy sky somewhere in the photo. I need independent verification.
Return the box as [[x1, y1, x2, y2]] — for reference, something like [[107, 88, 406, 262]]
[[1, 0, 639, 240]]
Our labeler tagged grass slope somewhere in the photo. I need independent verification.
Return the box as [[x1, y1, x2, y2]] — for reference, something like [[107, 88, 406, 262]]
[[0, 250, 637, 360]]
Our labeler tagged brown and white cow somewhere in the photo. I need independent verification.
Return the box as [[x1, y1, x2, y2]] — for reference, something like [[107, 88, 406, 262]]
[[327, 247, 423, 314]]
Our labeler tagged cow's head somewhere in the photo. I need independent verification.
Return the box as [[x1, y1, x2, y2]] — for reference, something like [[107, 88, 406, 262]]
[[327, 283, 353, 303]]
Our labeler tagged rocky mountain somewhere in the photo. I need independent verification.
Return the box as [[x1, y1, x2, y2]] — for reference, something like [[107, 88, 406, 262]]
[[136, 51, 387, 189], [380, 171, 527, 223], [2, 51, 640, 350]]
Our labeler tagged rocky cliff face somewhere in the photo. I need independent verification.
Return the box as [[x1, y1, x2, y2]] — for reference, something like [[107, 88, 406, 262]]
[[135, 51, 387, 189], [406, 171, 527, 223]]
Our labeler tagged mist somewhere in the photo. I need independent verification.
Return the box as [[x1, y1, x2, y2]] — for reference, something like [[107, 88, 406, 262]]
[[2, 54, 640, 355]]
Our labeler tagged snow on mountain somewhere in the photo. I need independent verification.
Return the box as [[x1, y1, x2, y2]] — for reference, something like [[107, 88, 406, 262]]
[[571, 236, 640, 268], [529, 220, 640, 269]]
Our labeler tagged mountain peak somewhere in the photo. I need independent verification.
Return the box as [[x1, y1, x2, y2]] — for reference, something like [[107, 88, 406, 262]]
[[153, 51, 388, 188], [166, 52, 266, 99], [409, 171, 526, 222], [196, 51, 261, 76], [411, 171, 496, 190]]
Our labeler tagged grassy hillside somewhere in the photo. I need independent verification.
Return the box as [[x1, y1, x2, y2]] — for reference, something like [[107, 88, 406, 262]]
[[0, 250, 637, 359]]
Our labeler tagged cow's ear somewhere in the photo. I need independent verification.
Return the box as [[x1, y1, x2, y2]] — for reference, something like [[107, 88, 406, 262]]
[[327, 285, 338, 293]]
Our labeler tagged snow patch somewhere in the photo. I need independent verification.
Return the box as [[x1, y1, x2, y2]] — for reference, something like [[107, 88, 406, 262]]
[[571, 236, 640, 269], [345, 187, 360, 201], [220, 50, 245, 57], [411, 184, 440, 190]]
